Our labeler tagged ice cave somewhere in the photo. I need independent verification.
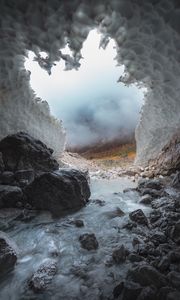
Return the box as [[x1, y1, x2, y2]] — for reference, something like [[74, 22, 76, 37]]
[[0, 1, 180, 299]]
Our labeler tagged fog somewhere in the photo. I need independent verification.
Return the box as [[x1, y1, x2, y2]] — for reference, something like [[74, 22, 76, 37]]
[[25, 30, 144, 149]]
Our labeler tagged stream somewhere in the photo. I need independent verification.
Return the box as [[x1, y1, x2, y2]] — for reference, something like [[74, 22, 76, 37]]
[[0, 177, 151, 300]]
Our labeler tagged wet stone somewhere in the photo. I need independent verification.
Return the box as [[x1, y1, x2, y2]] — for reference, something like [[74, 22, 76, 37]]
[[149, 210, 162, 223], [113, 281, 124, 298], [129, 209, 148, 226], [128, 253, 144, 263], [0, 232, 17, 277], [127, 264, 167, 288], [121, 281, 142, 300], [139, 194, 153, 205], [137, 286, 157, 300], [73, 219, 84, 227], [0, 185, 24, 209], [0, 171, 15, 185], [169, 221, 180, 244], [79, 233, 99, 251], [167, 271, 180, 289], [28, 260, 57, 292], [112, 245, 129, 264], [138, 178, 163, 191]]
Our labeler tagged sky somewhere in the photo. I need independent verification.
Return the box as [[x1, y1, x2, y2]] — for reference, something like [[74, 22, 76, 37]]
[[25, 29, 144, 149]]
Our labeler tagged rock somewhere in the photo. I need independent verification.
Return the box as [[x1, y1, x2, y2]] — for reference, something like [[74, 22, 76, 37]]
[[0, 171, 15, 185], [15, 169, 35, 184], [149, 210, 162, 223], [128, 253, 144, 262], [129, 209, 148, 226], [169, 221, 180, 244], [73, 219, 84, 227], [137, 286, 157, 300], [104, 207, 125, 219], [0, 152, 4, 172], [169, 250, 180, 263], [148, 132, 180, 176], [29, 260, 57, 292], [0, 231, 17, 277], [157, 256, 170, 272], [167, 291, 180, 300], [127, 264, 167, 288], [150, 231, 167, 246], [0, 132, 59, 172], [113, 282, 124, 298], [139, 194, 153, 205], [112, 245, 129, 264], [140, 188, 163, 198], [79, 233, 98, 251], [91, 199, 106, 206], [138, 179, 163, 191], [167, 271, 180, 289], [156, 287, 175, 300], [0, 185, 24, 209], [120, 281, 142, 300], [172, 172, 180, 188], [25, 169, 90, 216]]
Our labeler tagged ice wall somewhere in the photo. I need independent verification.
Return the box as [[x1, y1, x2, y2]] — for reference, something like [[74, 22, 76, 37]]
[[0, 0, 179, 164]]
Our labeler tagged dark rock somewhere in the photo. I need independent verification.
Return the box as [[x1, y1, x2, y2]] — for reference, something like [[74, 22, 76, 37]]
[[15, 169, 35, 184], [167, 271, 180, 289], [137, 286, 157, 300], [73, 219, 84, 227], [112, 245, 129, 264], [25, 169, 90, 216], [0, 232, 17, 277], [169, 221, 180, 244], [139, 194, 153, 205], [0, 152, 4, 172], [113, 282, 124, 298], [123, 188, 137, 193], [123, 221, 137, 230], [0, 171, 15, 185], [29, 260, 57, 292], [0, 185, 24, 209], [0, 132, 59, 172], [138, 179, 163, 191], [157, 287, 176, 300], [104, 207, 125, 219], [79, 233, 98, 251], [149, 210, 162, 223], [169, 250, 180, 263], [121, 281, 142, 300], [140, 188, 163, 198], [91, 199, 106, 206], [150, 231, 167, 246], [127, 264, 167, 288], [167, 291, 180, 300], [129, 209, 148, 226], [157, 256, 170, 272], [128, 253, 144, 262], [148, 132, 180, 176], [172, 172, 180, 188]]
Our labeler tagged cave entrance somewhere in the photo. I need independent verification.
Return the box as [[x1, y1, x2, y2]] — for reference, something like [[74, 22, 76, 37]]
[[25, 29, 145, 169]]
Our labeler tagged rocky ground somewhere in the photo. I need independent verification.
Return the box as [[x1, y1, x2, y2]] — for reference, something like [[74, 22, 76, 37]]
[[0, 131, 180, 299]]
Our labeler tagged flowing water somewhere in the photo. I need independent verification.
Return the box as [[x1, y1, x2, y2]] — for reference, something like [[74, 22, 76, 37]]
[[0, 177, 150, 300]]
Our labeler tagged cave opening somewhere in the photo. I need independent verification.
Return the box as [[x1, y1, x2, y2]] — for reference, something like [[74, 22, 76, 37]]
[[25, 29, 145, 169]]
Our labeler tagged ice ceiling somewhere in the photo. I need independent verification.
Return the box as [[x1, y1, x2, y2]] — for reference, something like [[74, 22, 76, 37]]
[[0, 0, 180, 164]]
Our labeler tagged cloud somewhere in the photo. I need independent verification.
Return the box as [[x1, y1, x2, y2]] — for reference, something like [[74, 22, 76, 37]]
[[25, 30, 144, 149]]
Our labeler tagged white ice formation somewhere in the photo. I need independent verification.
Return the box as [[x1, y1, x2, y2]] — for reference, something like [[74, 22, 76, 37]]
[[0, 0, 179, 163]]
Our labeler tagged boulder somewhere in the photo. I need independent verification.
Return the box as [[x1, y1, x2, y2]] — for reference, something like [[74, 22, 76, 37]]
[[25, 169, 90, 216], [137, 286, 157, 300], [129, 209, 148, 226], [0, 185, 24, 209], [15, 169, 35, 184], [0, 231, 17, 277], [0, 132, 59, 172], [139, 194, 153, 205], [167, 271, 180, 289], [79, 233, 98, 251], [28, 260, 57, 292], [127, 264, 167, 288], [172, 172, 180, 189]]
